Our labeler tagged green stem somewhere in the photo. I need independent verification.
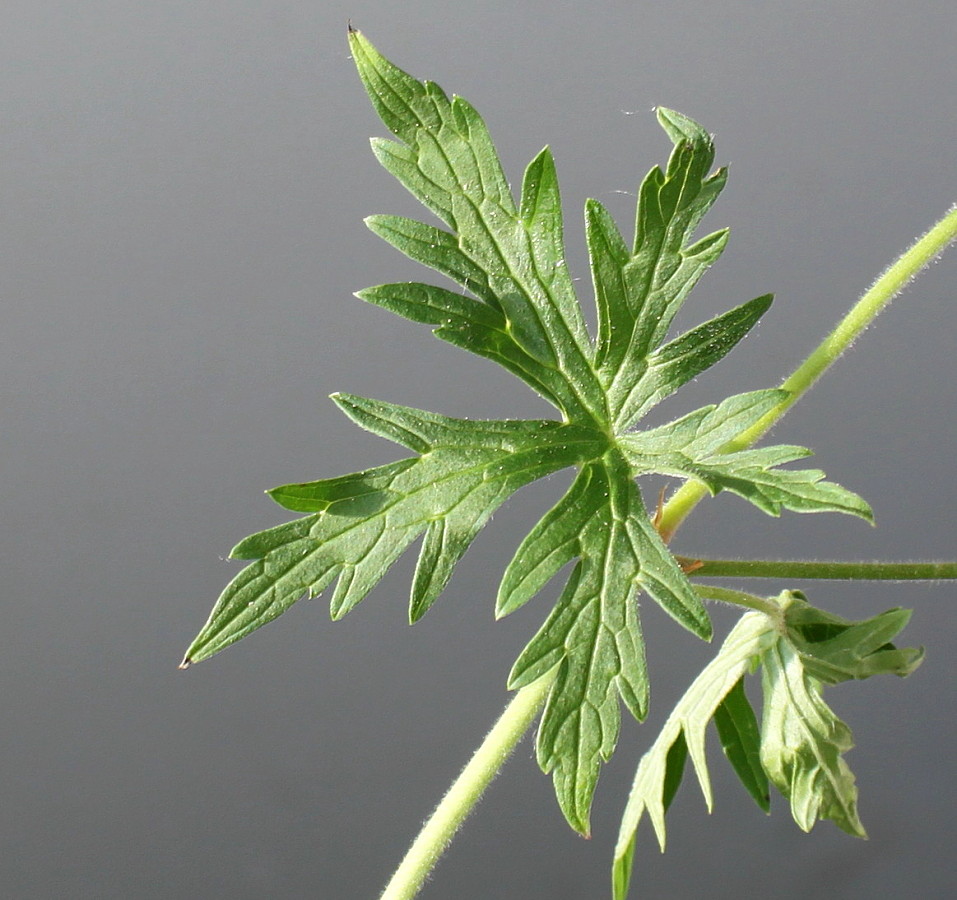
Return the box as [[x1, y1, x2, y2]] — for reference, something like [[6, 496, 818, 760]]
[[679, 557, 957, 581], [658, 204, 957, 541], [380, 673, 554, 900], [693, 584, 783, 617]]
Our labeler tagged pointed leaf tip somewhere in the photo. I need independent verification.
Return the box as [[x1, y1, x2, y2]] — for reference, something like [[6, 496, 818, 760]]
[[656, 106, 712, 147]]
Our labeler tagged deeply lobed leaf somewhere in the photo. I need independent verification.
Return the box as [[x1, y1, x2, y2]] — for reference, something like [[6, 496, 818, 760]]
[[185, 31, 875, 840], [783, 597, 924, 682], [759, 593, 922, 839]]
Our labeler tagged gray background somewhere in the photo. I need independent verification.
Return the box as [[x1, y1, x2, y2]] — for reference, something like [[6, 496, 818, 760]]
[[3, 1, 955, 897]]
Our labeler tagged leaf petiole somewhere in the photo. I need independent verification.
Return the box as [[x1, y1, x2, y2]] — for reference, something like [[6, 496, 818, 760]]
[[692, 584, 784, 619], [678, 557, 957, 581]]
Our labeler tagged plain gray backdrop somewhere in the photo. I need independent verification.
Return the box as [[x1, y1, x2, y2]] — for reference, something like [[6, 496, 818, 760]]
[[3, 1, 955, 897]]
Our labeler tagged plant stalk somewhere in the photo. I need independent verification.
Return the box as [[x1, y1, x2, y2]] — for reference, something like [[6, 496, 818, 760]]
[[658, 204, 957, 542], [379, 672, 554, 900], [692, 584, 783, 617], [678, 557, 957, 581]]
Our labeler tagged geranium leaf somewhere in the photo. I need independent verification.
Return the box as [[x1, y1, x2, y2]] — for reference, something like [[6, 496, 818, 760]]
[[184, 32, 873, 840]]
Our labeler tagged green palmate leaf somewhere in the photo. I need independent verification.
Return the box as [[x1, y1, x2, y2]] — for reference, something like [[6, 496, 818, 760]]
[[613, 611, 777, 898], [185, 30, 873, 836]]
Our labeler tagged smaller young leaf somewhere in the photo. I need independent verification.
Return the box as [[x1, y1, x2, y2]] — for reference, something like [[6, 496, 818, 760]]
[[713, 677, 770, 812], [613, 611, 777, 899]]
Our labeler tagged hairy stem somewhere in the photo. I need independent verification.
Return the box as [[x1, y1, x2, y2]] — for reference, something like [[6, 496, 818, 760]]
[[658, 204, 957, 541], [693, 584, 783, 618], [679, 557, 957, 581], [380, 673, 554, 900]]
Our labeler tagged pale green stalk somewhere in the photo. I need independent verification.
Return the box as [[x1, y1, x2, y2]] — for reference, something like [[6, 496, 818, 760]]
[[380, 673, 554, 900], [658, 204, 957, 541], [692, 584, 783, 618], [679, 558, 957, 581]]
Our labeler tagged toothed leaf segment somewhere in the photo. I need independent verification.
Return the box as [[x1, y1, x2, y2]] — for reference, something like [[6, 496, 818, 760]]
[[185, 32, 872, 835]]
